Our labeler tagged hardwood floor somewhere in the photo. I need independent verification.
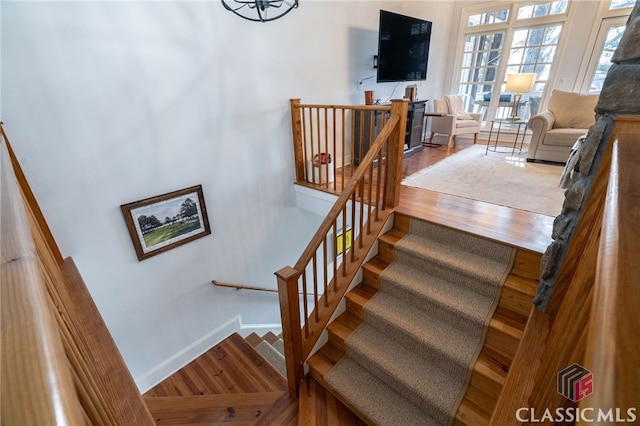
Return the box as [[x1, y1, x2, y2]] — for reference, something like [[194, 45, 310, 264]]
[[144, 135, 556, 425], [397, 136, 554, 253], [143, 333, 294, 425]]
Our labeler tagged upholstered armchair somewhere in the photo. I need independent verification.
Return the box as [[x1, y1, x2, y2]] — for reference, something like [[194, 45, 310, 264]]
[[526, 90, 598, 163], [428, 95, 482, 147]]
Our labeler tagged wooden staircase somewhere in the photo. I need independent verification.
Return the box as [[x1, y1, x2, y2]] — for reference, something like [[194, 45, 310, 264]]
[[306, 212, 540, 425]]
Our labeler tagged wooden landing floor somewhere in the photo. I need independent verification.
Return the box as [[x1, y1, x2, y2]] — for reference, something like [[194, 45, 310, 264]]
[[143, 333, 296, 425], [143, 333, 359, 425]]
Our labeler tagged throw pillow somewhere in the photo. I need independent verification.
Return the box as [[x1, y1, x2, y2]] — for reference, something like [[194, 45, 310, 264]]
[[548, 90, 598, 129], [444, 95, 473, 120]]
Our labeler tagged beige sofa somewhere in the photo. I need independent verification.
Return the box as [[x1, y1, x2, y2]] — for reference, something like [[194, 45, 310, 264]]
[[526, 90, 598, 163]]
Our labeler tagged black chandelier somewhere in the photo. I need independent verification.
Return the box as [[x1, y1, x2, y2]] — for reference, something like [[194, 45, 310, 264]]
[[221, 0, 299, 23]]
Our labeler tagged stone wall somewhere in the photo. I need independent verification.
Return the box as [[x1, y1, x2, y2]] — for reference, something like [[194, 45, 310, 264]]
[[534, 1, 640, 310]]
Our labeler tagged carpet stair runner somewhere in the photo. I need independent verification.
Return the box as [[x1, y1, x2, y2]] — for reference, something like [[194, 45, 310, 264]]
[[308, 214, 538, 425], [246, 331, 287, 377]]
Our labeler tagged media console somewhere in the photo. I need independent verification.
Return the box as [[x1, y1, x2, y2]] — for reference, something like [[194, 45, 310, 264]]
[[353, 100, 426, 165]]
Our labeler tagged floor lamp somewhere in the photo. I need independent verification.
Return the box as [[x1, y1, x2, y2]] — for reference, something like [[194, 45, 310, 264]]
[[505, 73, 537, 120]]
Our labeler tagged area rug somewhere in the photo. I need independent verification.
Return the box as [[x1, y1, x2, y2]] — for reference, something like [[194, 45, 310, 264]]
[[402, 145, 566, 216]]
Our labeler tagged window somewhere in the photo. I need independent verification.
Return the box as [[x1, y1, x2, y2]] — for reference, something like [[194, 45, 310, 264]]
[[590, 23, 625, 93], [458, 32, 506, 115], [609, 0, 635, 10], [517, 1, 568, 20], [505, 24, 563, 115], [577, 1, 632, 94], [468, 8, 510, 27], [454, 2, 569, 124]]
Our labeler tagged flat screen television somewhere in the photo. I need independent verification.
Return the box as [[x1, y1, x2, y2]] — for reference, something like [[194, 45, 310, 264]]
[[376, 10, 432, 83]]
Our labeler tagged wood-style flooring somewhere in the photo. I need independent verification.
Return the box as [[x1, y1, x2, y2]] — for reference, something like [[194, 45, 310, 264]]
[[398, 137, 555, 253], [144, 136, 556, 425]]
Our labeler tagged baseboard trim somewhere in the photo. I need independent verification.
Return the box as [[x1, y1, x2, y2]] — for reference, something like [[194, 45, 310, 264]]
[[135, 315, 241, 393]]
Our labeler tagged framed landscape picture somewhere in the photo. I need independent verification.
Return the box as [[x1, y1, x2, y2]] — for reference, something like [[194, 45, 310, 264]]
[[121, 185, 211, 261]]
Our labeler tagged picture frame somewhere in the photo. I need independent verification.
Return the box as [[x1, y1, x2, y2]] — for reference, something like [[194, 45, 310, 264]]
[[120, 185, 211, 261]]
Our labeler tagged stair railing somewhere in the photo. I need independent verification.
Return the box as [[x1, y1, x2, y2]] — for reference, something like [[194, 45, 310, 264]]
[[290, 98, 400, 193], [1, 124, 155, 425], [277, 99, 409, 395], [1, 127, 86, 426], [491, 118, 640, 425], [579, 131, 639, 420]]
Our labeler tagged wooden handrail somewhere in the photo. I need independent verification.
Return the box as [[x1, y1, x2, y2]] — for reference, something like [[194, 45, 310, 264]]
[[212, 280, 279, 293], [580, 133, 640, 420], [1, 126, 86, 426], [212, 280, 315, 297], [1, 125, 155, 425], [277, 98, 408, 395]]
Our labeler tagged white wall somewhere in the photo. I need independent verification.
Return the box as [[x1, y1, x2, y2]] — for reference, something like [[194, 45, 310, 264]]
[[1, 0, 454, 390]]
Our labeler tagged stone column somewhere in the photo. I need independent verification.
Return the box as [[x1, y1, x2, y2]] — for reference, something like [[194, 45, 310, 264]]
[[535, 2, 640, 309]]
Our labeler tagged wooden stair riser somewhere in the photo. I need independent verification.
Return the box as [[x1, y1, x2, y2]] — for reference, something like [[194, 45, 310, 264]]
[[465, 384, 498, 416], [509, 249, 542, 282], [361, 259, 387, 289], [392, 213, 412, 234], [468, 361, 505, 401], [498, 283, 535, 326], [327, 313, 361, 353], [453, 397, 489, 426], [377, 238, 397, 263], [344, 285, 377, 320], [485, 319, 522, 362]]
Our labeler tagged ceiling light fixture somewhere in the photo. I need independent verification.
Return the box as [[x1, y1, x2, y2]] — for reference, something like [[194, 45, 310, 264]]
[[221, 0, 299, 23]]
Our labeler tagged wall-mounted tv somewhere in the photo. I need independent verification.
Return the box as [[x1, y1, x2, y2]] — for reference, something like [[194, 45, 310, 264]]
[[377, 10, 432, 83]]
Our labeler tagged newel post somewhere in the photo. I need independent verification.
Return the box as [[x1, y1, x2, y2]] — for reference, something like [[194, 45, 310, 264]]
[[290, 99, 305, 183], [384, 99, 409, 209], [275, 266, 304, 396]]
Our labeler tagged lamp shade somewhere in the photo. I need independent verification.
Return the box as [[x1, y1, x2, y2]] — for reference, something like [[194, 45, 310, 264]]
[[505, 73, 537, 93]]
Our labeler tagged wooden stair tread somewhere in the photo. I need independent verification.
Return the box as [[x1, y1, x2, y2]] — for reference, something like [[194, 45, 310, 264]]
[[377, 228, 406, 245], [475, 351, 508, 385], [491, 310, 526, 338], [361, 256, 390, 276], [308, 342, 345, 379], [245, 332, 263, 347], [299, 377, 366, 426], [262, 331, 280, 344]]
